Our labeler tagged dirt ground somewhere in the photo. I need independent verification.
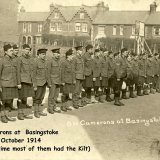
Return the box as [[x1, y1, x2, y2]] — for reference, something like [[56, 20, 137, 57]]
[[1, 91, 160, 160]]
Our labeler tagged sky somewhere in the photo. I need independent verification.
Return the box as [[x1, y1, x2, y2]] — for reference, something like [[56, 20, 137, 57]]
[[19, 0, 160, 12]]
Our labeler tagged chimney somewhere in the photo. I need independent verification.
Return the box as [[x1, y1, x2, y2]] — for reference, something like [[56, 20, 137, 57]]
[[50, 3, 54, 12], [150, 2, 157, 14], [20, 6, 25, 12], [105, 4, 109, 11], [96, 1, 106, 12]]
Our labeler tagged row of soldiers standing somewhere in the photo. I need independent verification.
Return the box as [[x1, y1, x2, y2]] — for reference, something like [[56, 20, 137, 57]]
[[0, 43, 159, 123]]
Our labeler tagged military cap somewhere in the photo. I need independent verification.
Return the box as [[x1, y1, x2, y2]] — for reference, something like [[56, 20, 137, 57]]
[[3, 44, 12, 51], [114, 52, 119, 57], [85, 44, 93, 51], [37, 49, 48, 55], [108, 51, 113, 55], [75, 46, 83, 51], [12, 44, 19, 49], [51, 48, 60, 53], [22, 44, 31, 49], [66, 48, 73, 57], [95, 49, 100, 53], [121, 47, 127, 53]]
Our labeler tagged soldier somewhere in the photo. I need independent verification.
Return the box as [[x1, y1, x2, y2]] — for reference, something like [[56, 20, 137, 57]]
[[113, 52, 125, 106], [83, 44, 94, 103], [131, 53, 139, 96], [92, 49, 104, 102], [126, 54, 136, 98], [47, 48, 62, 114], [153, 53, 160, 92], [72, 46, 84, 109], [107, 51, 115, 102], [0, 44, 20, 123], [17, 44, 34, 120], [138, 53, 148, 95], [146, 54, 155, 94], [61, 49, 75, 111], [32, 49, 48, 118], [119, 48, 129, 99]]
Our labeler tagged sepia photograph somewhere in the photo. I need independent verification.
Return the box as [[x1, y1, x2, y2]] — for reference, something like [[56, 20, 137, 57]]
[[0, 0, 160, 159]]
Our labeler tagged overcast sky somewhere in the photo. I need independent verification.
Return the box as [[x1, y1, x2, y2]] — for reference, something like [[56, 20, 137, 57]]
[[19, 0, 160, 11]]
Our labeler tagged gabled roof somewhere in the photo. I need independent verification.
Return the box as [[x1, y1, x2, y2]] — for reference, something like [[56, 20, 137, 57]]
[[145, 12, 160, 25], [18, 12, 48, 22], [93, 11, 150, 25]]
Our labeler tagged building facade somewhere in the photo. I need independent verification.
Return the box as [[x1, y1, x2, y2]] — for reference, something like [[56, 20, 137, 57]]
[[18, 1, 160, 51]]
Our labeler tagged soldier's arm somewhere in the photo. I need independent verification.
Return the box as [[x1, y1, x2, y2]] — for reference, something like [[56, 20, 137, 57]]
[[47, 60, 52, 87], [32, 60, 38, 88], [0, 59, 3, 90], [61, 61, 65, 84], [16, 57, 21, 85]]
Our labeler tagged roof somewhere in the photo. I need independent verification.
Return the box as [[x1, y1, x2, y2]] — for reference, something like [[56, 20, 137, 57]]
[[18, 12, 48, 22], [93, 11, 150, 25], [145, 12, 160, 25]]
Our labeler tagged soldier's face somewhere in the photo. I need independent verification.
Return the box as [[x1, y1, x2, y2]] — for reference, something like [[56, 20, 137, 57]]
[[54, 52, 60, 59], [6, 48, 13, 57], [24, 48, 30, 55], [77, 50, 83, 56], [109, 54, 113, 59], [39, 53, 46, 60], [88, 48, 93, 55], [13, 49, 19, 55]]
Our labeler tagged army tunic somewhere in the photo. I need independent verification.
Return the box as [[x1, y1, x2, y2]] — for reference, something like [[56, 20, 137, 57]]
[[146, 59, 155, 84], [0, 56, 20, 101], [131, 59, 139, 85], [83, 52, 93, 88], [61, 59, 76, 94], [138, 59, 147, 85], [32, 58, 48, 105], [47, 57, 61, 109]]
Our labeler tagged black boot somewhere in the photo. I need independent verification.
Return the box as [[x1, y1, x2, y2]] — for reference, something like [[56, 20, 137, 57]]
[[129, 86, 136, 98], [137, 85, 143, 96], [105, 89, 113, 102]]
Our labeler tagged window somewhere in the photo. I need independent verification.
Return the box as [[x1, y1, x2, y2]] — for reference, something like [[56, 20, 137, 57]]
[[120, 25, 123, 35], [75, 23, 81, 32], [54, 12, 59, 19], [132, 26, 136, 35], [153, 27, 160, 36], [80, 13, 84, 19], [36, 37, 42, 44], [56, 22, 62, 31], [50, 22, 56, 31], [82, 23, 87, 32], [98, 26, 105, 35], [23, 23, 27, 33], [28, 36, 32, 44], [28, 23, 32, 33], [38, 23, 43, 33], [113, 25, 117, 35]]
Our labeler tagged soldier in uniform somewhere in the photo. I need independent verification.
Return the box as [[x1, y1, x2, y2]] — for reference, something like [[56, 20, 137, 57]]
[[17, 44, 34, 120], [47, 48, 62, 114], [72, 46, 84, 109], [113, 52, 125, 106], [0, 44, 20, 123], [119, 48, 129, 99], [138, 53, 148, 95], [83, 44, 94, 103], [153, 53, 160, 92], [146, 54, 155, 94], [32, 49, 48, 118], [92, 49, 104, 102], [61, 49, 75, 111], [107, 51, 115, 102]]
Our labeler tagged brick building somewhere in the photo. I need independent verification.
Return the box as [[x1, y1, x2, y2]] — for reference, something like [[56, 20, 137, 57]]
[[18, 1, 160, 52]]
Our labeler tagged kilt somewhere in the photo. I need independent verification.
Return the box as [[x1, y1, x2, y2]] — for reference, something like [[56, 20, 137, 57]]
[[19, 83, 34, 99], [63, 83, 75, 95], [147, 76, 154, 84], [101, 77, 108, 88], [93, 77, 101, 87], [83, 75, 93, 88], [1, 87, 19, 100], [108, 76, 115, 88], [138, 76, 147, 85]]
